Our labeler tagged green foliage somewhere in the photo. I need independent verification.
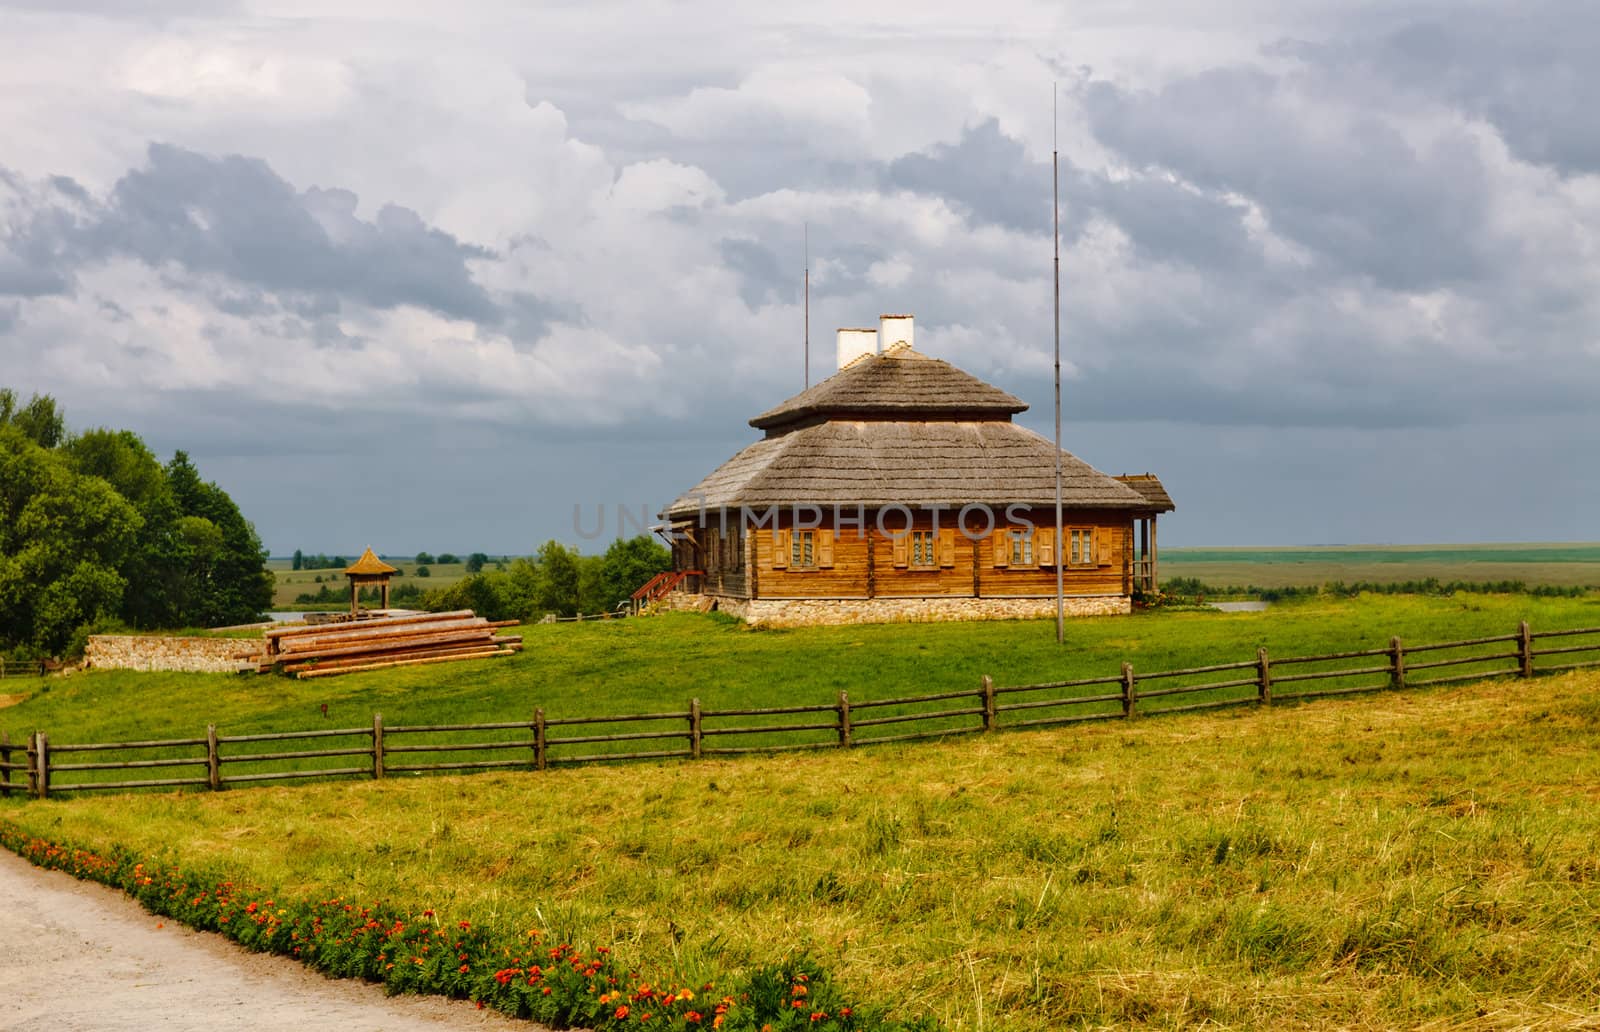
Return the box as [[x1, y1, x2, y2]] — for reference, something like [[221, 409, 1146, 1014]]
[[436, 553, 459, 565], [292, 548, 304, 571], [415, 565, 431, 577], [465, 552, 488, 573], [414, 551, 435, 565], [0, 388, 66, 448], [291, 553, 348, 570], [534, 541, 582, 617], [598, 535, 672, 611], [0, 424, 139, 652], [0, 391, 274, 653]]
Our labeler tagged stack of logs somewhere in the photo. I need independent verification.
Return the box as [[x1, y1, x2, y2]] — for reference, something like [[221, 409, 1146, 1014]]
[[249, 610, 522, 679]]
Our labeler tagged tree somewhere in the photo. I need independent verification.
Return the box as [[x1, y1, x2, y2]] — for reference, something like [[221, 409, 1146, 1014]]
[[163, 451, 273, 626], [66, 428, 183, 629], [465, 552, 489, 574], [532, 541, 581, 617], [0, 425, 139, 652], [598, 535, 672, 611], [0, 389, 66, 449], [437, 553, 459, 565], [414, 551, 435, 565], [292, 549, 304, 571], [415, 565, 431, 577]]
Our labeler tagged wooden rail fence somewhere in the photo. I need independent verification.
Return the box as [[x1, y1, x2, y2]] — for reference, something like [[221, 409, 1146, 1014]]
[[5, 620, 1598, 799]]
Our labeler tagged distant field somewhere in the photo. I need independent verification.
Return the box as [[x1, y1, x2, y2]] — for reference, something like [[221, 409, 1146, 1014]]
[[265, 558, 482, 608], [1162, 542, 1600, 589]]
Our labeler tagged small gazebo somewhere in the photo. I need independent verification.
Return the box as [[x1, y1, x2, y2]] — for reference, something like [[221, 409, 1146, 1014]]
[[344, 547, 398, 614]]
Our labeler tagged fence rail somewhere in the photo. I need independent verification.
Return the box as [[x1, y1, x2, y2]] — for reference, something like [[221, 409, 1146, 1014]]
[[8, 620, 1600, 799]]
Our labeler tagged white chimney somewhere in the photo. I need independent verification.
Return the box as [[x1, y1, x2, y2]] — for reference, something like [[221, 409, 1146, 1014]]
[[879, 314, 914, 353], [836, 327, 878, 370]]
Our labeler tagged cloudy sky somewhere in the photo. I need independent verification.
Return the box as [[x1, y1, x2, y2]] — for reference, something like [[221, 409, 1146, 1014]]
[[4, 1, 1598, 554]]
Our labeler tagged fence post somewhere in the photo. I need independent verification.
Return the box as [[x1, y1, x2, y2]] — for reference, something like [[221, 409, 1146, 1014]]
[[1389, 636, 1406, 690], [689, 698, 702, 760], [35, 732, 49, 800], [371, 713, 384, 780], [1517, 620, 1534, 678], [837, 690, 852, 748], [206, 724, 221, 791], [1257, 647, 1272, 706], [25, 733, 38, 798], [980, 675, 996, 731], [533, 708, 546, 771], [0, 730, 10, 800], [1121, 662, 1137, 719]]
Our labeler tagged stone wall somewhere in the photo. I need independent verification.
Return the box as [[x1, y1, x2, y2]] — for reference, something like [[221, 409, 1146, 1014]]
[[85, 635, 255, 674], [670, 593, 1129, 627]]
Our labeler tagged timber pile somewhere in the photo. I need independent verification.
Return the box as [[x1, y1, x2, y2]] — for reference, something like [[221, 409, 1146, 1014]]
[[245, 610, 522, 679]]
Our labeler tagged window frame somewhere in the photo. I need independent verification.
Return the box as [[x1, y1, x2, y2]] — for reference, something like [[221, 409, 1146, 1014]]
[[1009, 528, 1034, 567], [791, 529, 816, 569], [1067, 527, 1096, 568], [909, 529, 937, 570]]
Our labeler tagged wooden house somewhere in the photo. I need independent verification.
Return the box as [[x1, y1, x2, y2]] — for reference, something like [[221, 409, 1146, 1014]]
[[660, 315, 1173, 626]]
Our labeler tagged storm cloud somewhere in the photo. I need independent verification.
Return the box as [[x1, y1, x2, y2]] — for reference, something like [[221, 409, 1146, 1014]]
[[1, 0, 1598, 549]]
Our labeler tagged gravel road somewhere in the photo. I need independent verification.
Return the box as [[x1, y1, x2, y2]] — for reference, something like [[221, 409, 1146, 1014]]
[[0, 848, 536, 1032]]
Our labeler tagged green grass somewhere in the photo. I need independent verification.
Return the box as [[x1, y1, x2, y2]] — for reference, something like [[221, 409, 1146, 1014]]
[[1163, 542, 1600, 590], [6, 671, 1599, 1029], [7, 593, 1600, 750]]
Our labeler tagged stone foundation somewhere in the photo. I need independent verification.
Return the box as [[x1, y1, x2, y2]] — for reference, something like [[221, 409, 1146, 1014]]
[[85, 635, 256, 674], [669, 594, 1129, 627]]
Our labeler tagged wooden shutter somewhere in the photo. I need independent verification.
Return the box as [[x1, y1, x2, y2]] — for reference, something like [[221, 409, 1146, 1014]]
[[818, 529, 834, 568], [892, 534, 909, 568], [1036, 527, 1055, 567], [772, 529, 789, 569], [992, 531, 1009, 567], [939, 528, 956, 568], [1098, 530, 1112, 566]]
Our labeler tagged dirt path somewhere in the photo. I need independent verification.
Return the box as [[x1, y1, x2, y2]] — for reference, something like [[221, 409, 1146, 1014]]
[[0, 849, 537, 1031]]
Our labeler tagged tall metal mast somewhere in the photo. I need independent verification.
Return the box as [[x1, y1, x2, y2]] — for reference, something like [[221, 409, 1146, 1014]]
[[804, 222, 810, 388], [1054, 89, 1065, 645]]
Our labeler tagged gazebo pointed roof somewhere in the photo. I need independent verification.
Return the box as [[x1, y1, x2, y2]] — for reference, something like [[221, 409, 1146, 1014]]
[[345, 547, 398, 577]]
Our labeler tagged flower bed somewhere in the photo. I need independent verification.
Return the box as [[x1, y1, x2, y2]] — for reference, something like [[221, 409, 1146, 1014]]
[[0, 821, 928, 1031]]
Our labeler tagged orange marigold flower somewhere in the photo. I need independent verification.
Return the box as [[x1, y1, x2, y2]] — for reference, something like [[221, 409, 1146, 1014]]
[[614, 1005, 629, 1020]]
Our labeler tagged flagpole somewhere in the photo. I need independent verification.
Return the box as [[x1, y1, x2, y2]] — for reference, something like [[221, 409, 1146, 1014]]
[[1053, 88, 1065, 645]]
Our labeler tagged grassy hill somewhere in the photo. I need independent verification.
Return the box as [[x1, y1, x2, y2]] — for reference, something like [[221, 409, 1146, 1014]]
[[5, 666, 1598, 1029], [6, 593, 1600, 747]]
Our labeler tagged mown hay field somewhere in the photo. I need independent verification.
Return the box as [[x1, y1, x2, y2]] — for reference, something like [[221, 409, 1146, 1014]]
[[5, 670, 1598, 1029]]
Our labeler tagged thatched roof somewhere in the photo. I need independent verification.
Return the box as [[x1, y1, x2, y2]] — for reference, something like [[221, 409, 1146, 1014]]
[[1114, 474, 1175, 513], [664, 420, 1152, 518], [345, 547, 398, 577], [751, 344, 1026, 433]]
